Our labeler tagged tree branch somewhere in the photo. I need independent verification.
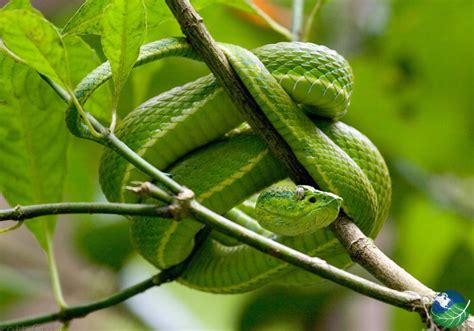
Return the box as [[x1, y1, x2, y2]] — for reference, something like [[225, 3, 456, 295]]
[[0, 227, 212, 329], [0, 202, 173, 222], [164, 0, 317, 187], [188, 200, 426, 311], [302, 0, 323, 41], [0, 276, 158, 329], [331, 218, 434, 296], [291, 0, 305, 41], [165, 0, 435, 300], [118, 180, 428, 311]]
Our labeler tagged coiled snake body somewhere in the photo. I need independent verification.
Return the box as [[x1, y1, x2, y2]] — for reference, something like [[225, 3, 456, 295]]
[[69, 38, 391, 293]]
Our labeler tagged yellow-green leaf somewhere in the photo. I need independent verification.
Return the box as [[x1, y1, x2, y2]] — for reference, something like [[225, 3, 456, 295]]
[[0, 52, 69, 249], [0, 9, 69, 86], [62, 0, 109, 36], [102, 0, 146, 116]]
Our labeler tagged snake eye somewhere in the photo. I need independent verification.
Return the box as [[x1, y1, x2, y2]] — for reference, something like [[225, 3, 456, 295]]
[[308, 197, 316, 203], [295, 187, 305, 200]]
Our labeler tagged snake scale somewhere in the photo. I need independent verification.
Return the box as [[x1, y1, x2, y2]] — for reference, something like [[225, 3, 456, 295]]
[[67, 37, 391, 293]]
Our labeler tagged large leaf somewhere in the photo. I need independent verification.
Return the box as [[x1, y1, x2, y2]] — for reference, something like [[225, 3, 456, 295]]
[[62, 0, 109, 36], [102, 0, 146, 118], [0, 9, 69, 86], [0, 53, 69, 249]]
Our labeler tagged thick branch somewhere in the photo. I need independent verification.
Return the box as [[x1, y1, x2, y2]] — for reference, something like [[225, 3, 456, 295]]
[[0, 202, 173, 222], [165, 0, 435, 299], [331, 218, 434, 296], [165, 0, 316, 186]]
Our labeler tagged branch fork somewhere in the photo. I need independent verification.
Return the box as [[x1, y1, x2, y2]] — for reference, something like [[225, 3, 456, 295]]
[[126, 181, 194, 220]]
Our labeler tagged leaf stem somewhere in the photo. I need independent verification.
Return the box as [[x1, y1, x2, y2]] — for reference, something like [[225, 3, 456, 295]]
[[39, 75, 102, 138], [291, 0, 305, 41], [302, 0, 323, 41], [67, 88, 104, 138], [249, 3, 292, 41], [0, 220, 23, 233], [45, 236, 68, 310], [98, 125, 185, 195]]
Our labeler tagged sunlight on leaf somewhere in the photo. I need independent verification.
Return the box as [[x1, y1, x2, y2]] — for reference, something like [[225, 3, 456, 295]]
[[0, 9, 69, 86], [0, 53, 69, 249], [102, 0, 146, 128], [62, 0, 109, 35]]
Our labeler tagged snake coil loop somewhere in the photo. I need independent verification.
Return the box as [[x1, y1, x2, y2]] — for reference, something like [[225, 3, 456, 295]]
[[71, 38, 391, 293]]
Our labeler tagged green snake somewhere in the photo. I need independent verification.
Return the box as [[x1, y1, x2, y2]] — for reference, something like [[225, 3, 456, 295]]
[[67, 37, 391, 293]]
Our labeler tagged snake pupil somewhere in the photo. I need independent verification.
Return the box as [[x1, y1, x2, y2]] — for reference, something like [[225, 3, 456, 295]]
[[308, 197, 316, 203]]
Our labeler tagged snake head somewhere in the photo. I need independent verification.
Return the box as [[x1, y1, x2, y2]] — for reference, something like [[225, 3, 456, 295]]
[[255, 185, 343, 237]]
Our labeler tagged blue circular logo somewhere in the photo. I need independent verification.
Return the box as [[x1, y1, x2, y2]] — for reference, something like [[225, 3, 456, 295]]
[[430, 290, 470, 328]]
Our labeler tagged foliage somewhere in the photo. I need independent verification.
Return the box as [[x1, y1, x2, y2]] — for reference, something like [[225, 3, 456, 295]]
[[0, 0, 472, 330]]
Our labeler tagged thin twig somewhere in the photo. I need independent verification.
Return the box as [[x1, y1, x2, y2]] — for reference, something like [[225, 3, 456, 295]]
[[302, 0, 323, 41], [45, 237, 68, 310], [0, 181, 431, 313], [249, 2, 292, 41], [0, 202, 173, 222], [291, 0, 305, 41], [0, 220, 23, 233], [0, 227, 212, 329], [188, 201, 426, 310], [123, 182, 428, 311], [99, 123, 185, 195], [0, 277, 156, 328]]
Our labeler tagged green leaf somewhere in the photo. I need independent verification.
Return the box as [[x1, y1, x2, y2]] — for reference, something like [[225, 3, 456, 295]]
[[0, 9, 69, 86], [102, 0, 146, 117], [0, 52, 69, 249], [62, 0, 109, 36]]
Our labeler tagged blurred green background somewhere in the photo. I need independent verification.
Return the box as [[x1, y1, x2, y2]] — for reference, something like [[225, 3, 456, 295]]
[[0, 0, 472, 330]]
